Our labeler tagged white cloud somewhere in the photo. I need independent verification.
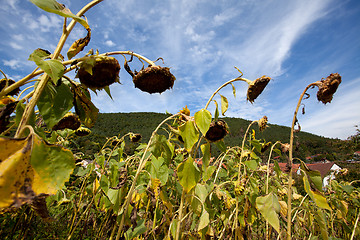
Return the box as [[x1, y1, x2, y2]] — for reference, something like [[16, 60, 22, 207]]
[[3, 59, 21, 69], [300, 78, 360, 139], [105, 40, 116, 47], [9, 42, 23, 50]]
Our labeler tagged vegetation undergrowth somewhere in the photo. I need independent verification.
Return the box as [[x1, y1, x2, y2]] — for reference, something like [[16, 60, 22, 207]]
[[0, 1, 359, 239]]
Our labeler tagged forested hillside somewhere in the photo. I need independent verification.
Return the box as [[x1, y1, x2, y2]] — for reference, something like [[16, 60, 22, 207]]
[[73, 112, 354, 162]]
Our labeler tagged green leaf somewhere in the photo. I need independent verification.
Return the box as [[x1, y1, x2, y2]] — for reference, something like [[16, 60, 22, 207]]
[[244, 160, 258, 170], [314, 209, 329, 240], [177, 156, 200, 193], [301, 169, 331, 210], [200, 143, 211, 170], [198, 209, 210, 231], [0, 132, 75, 208], [149, 135, 174, 161], [195, 184, 208, 203], [30, 134, 75, 195], [149, 156, 169, 186], [203, 165, 216, 182], [300, 161, 323, 191], [256, 193, 280, 233], [72, 84, 99, 128], [30, 0, 89, 30], [179, 121, 199, 152], [29, 49, 65, 84], [194, 109, 212, 136], [215, 140, 226, 153], [37, 79, 73, 129], [273, 160, 281, 177], [213, 100, 219, 121], [124, 219, 147, 240], [219, 94, 228, 116]]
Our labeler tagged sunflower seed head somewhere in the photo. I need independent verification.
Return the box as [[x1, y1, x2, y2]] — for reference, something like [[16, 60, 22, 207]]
[[316, 73, 341, 104], [205, 120, 229, 142], [247, 76, 271, 103], [78, 56, 120, 90], [133, 66, 175, 94]]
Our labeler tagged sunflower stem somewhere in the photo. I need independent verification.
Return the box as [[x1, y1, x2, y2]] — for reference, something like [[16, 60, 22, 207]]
[[14, 0, 103, 137], [204, 77, 251, 110], [105, 51, 156, 67], [286, 82, 318, 240]]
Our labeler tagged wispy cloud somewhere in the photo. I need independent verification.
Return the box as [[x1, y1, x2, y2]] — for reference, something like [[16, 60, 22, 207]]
[[1, 0, 358, 139]]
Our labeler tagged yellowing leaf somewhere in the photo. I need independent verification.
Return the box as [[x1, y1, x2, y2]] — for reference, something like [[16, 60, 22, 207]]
[[0, 138, 31, 208], [179, 121, 199, 152], [177, 156, 200, 193], [219, 94, 228, 116], [194, 109, 212, 136], [0, 130, 75, 209], [67, 29, 91, 59], [256, 193, 281, 233]]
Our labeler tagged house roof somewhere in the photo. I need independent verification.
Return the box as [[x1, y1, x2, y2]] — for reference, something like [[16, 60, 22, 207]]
[[276, 163, 300, 173], [306, 162, 336, 178], [274, 162, 339, 178]]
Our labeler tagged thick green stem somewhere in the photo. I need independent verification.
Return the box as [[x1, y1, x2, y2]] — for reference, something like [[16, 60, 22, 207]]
[[105, 51, 156, 67], [15, 0, 103, 137], [286, 82, 318, 240], [204, 77, 251, 110]]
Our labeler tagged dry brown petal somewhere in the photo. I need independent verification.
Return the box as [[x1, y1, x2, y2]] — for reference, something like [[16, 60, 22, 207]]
[[78, 56, 120, 90], [205, 120, 229, 142], [247, 76, 271, 103], [317, 73, 341, 104], [133, 66, 175, 94], [52, 113, 81, 131]]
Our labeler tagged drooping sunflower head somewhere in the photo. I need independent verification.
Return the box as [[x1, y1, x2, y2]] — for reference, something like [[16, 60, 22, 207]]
[[205, 120, 229, 142], [133, 65, 175, 94], [75, 127, 91, 136], [316, 73, 341, 104], [0, 79, 20, 96], [257, 116, 268, 132], [52, 113, 81, 131], [247, 76, 271, 103], [130, 133, 142, 143], [77, 56, 120, 90]]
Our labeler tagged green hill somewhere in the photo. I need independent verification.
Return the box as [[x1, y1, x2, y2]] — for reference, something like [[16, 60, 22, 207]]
[[74, 112, 353, 161]]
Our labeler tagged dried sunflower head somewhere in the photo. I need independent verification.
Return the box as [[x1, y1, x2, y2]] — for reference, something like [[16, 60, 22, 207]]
[[205, 120, 229, 142], [0, 100, 18, 133], [75, 127, 91, 136], [179, 105, 190, 122], [247, 76, 271, 103], [133, 65, 175, 94], [52, 113, 81, 131], [258, 116, 268, 132], [130, 133, 142, 143], [261, 141, 272, 153], [77, 56, 120, 90], [111, 139, 122, 146], [316, 73, 341, 104], [0, 79, 20, 96]]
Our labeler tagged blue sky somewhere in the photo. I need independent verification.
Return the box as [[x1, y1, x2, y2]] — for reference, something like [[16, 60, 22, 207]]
[[1, 0, 359, 139]]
